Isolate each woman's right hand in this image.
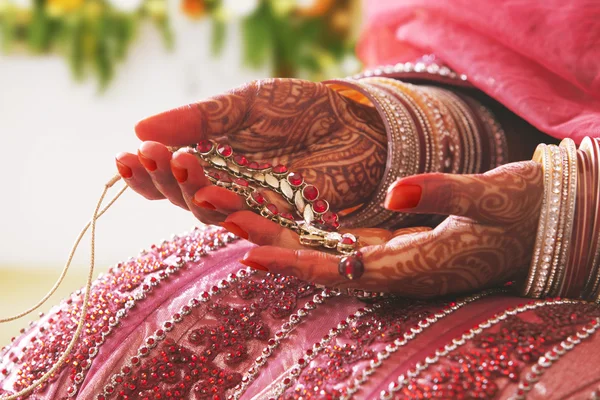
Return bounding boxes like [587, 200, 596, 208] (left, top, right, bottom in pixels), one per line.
[116, 78, 387, 225]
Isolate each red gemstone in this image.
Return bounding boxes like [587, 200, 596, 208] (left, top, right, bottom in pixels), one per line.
[233, 155, 248, 166]
[251, 191, 266, 205]
[217, 144, 233, 157]
[313, 199, 329, 214]
[302, 185, 319, 201]
[233, 178, 249, 187]
[287, 172, 303, 186]
[272, 164, 288, 174]
[322, 211, 338, 223]
[341, 236, 355, 245]
[219, 174, 232, 183]
[265, 204, 279, 215]
[279, 212, 294, 221]
[338, 253, 364, 280]
[208, 171, 221, 180]
[248, 161, 260, 170]
[196, 141, 213, 154]
[258, 162, 272, 170]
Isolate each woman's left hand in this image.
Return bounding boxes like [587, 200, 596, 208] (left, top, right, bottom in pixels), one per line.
[231, 160, 543, 297]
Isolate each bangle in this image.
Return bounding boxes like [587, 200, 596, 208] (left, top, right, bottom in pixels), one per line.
[363, 78, 438, 173]
[422, 87, 478, 174]
[563, 148, 593, 297]
[548, 139, 577, 296]
[417, 86, 463, 173]
[324, 79, 419, 228]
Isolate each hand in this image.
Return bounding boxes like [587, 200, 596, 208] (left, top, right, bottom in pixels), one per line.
[116, 78, 387, 225]
[236, 161, 543, 297]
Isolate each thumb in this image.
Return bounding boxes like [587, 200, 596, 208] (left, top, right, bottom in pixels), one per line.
[135, 83, 255, 146]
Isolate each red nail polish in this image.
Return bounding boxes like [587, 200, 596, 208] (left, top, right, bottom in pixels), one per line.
[116, 159, 133, 179]
[193, 199, 217, 210]
[171, 163, 188, 183]
[138, 150, 157, 172]
[220, 222, 249, 240]
[240, 259, 268, 272]
[385, 184, 422, 210]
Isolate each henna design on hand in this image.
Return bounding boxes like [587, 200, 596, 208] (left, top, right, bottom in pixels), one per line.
[241, 161, 543, 298]
[185, 78, 388, 209]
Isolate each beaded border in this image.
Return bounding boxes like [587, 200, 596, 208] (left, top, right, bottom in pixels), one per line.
[0, 227, 236, 398]
[511, 317, 600, 399]
[95, 266, 256, 400]
[379, 298, 596, 399]
[270, 289, 504, 399]
[350, 62, 467, 83]
[228, 288, 339, 400]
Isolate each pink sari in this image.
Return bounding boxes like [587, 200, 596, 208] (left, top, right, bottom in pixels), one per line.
[2, 2, 600, 399]
[357, 0, 600, 142]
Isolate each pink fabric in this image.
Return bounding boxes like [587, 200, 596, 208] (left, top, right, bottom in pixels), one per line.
[357, 0, 600, 143]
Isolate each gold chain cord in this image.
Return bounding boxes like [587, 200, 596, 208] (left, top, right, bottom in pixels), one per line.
[0, 175, 127, 399]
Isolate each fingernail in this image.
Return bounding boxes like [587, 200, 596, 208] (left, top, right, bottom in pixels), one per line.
[220, 222, 249, 240]
[384, 184, 422, 210]
[240, 259, 268, 272]
[193, 199, 217, 210]
[138, 150, 157, 172]
[116, 159, 133, 179]
[171, 162, 188, 183]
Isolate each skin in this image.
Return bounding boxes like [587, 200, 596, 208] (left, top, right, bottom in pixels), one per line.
[117, 78, 545, 297]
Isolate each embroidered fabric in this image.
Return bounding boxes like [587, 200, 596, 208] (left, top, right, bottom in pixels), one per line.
[2, 227, 600, 399]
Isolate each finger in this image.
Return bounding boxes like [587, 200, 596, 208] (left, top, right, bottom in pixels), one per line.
[135, 83, 256, 146]
[392, 226, 433, 238]
[384, 160, 543, 224]
[193, 186, 248, 215]
[242, 246, 346, 286]
[221, 210, 304, 250]
[138, 142, 188, 209]
[170, 151, 224, 225]
[115, 152, 165, 200]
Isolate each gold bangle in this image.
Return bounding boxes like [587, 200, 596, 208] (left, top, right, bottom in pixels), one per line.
[330, 79, 419, 228]
[424, 87, 477, 174]
[363, 78, 439, 174]
[416, 86, 463, 174]
[550, 139, 578, 295]
[525, 144, 563, 297]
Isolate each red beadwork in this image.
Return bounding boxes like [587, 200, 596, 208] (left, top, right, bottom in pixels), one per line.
[247, 162, 260, 170]
[287, 172, 304, 187]
[272, 164, 288, 174]
[258, 162, 272, 170]
[217, 144, 233, 157]
[302, 185, 319, 201]
[197, 141, 213, 154]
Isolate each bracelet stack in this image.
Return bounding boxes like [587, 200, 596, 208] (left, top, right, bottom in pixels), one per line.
[524, 137, 600, 300]
[325, 77, 508, 229]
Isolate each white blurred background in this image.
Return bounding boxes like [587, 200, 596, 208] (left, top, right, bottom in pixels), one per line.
[0, 12, 268, 343]
[0, 15, 266, 271]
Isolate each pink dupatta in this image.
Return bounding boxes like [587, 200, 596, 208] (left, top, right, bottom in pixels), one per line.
[357, 0, 600, 143]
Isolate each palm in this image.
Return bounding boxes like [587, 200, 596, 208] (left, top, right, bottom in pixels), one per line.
[137, 78, 387, 209]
